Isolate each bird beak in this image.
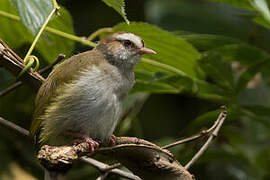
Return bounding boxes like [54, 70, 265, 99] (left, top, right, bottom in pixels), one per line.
[138, 47, 157, 55]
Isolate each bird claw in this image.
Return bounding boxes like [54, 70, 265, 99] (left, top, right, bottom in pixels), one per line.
[85, 137, 99, 153]
[70, 135, 99, 153]
[108, 134, 116, 146]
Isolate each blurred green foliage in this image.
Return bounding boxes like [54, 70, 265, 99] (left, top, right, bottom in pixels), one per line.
[0, 0, 270, 179]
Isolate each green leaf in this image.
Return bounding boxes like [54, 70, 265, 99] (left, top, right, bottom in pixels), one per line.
[113, 22, 203, 78]
[199, 52, 235, 90]
[209, 0, 270, 28]
[210, 0, 253, 10]
[209, 0, 254, 10]
[182, 34, 241, 51]
[10, 0, 53, 35]
[132, 70, 180, 94]
[102, 0, 129, 24]
[132, 70, 230, 102]
[250, 0, 270, 25]
[36, 7, 75, 63]
[0, 0, 75, 63]
[207, 44, 270, 65]
[0, 1, 32, 48]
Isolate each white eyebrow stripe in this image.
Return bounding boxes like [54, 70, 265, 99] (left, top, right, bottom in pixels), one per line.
[116, 33, 143, 48]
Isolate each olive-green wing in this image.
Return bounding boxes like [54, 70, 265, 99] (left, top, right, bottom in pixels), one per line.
[30, 50, 103, 135]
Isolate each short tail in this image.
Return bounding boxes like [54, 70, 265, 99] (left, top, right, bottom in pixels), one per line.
[44, 169, 65, 180]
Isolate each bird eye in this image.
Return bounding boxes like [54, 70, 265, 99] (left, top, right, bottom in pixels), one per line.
[123, 40, 132, 47]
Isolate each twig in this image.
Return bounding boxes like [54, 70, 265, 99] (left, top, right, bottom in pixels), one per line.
[0, 117, 29, 136]
[162, 111, 221, 149]
[0, 54, 65, 97]
[39, 54, 65, 74]
[81, 157, 141, 180]
[102, 163, 122, 172]
[0, 81, 22, 97]
[0, 39, 24, 63]
[87, 27, 113, 41]
[96, 172, 109, 180]
[184, 107, 227, 170]
[0, 40, 44, 91]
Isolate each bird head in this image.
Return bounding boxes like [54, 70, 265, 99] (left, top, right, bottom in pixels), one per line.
[96, 32, 156, 69]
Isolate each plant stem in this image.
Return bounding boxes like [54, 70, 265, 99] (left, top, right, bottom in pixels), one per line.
[87, 27, 113, 41]
[0, 10, 96, 48]
[0, 10, 19, 20]
[23, 8, 56, 62]
[141, 57, 188, 77]
[45, 27, 96, 47]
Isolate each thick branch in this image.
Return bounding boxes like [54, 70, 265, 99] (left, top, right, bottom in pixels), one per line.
[38, 137, 193, 180]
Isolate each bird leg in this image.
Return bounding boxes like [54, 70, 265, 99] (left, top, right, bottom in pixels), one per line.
[68, 132, 99, 153]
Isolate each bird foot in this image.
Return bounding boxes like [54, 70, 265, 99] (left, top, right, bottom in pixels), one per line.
[85, 137, 99, 153]
[70, 134, 99, 153]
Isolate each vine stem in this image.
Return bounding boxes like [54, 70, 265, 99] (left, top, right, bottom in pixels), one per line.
[87, 27, 113, 41]
[23, 8, 57, 62]
[45, 27, 96, 47]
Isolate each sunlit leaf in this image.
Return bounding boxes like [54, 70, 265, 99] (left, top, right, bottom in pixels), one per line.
[0, 0, 75, 63]
[250, 0, 270, 24]
[10, 0, 53, 35]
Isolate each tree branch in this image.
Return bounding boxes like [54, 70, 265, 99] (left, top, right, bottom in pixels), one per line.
[184, 106, 227, 170]
[0, 39, 44, 91]
[163, 107, 223, 149]
[0, 54, 65, 97]
[81, 157, 140, 180]
[0, 116, 29, 136]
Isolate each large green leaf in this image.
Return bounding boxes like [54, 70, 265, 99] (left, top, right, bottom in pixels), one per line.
[36, 7, 75, 63]
[10, 0, 54, 35]
[0, 0, 75, 64]
[113, 22, 203, 79]
[182, 34, 241, 52]
[102, 0, 129, 24]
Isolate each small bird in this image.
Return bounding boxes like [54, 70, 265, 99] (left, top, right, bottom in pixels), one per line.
[30, 32, 156, 152]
